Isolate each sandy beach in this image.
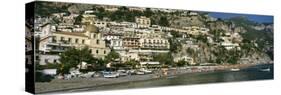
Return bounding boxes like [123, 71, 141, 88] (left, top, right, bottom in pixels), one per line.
[35, 62, 272, 93]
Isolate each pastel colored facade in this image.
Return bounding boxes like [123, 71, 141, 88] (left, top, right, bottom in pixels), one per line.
[135, 16, 151, 28]
[139, 38, 170, 50]
[51, 24, 110, 59]
[122, 37, 140, 49]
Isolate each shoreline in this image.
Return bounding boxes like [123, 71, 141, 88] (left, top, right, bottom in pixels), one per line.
[35, 63, 273, 94]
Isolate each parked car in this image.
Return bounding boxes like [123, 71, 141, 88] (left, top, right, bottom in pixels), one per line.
[136, 71, 145, 75]
[70, 69, 81, 77]
[103, 72, 120, 78]
[117, 70, 128, 76]
[140, 68, 152, 74]
[64, 74, 72, 80]
[79, 72, 95, 78]
[127, 69, 136, 75]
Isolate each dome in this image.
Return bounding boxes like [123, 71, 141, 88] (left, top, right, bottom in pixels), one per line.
[85, 23, 98, 33]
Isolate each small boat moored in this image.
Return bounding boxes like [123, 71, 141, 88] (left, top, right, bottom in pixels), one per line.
[259, 68, 271, 72]
[230, 68, 240, 71]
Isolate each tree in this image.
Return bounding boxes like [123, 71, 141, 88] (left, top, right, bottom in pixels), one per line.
[74, 14, 83, 24]
[124, 60, 139, 69]
[159, 16, 169, 26]
[169, 38, 182, 53]
[176, 60, 189, 67]
[105, 50, 120, 63]
[58, 47, 96, 75]
[153, 52, 173, 65]
[144, 8, 153, 17]
[196, 34, 207, 43]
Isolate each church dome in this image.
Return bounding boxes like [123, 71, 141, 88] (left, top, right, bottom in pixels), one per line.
[85, 23, 98, 33]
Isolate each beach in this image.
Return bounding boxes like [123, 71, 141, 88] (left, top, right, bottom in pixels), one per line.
[35, 63, 273, 93]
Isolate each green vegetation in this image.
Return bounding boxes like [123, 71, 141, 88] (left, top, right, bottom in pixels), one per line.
[229, 17, 273, 52]
[159, 16, 169, 26]
[210, 29, 224, 42]
[211, 46, 241, 64]
[124, 60, 139, 69]
[195, 34, 208, 43]
[35, 2, 70, 17]
[153, 52, 173, 65]
[176, 60, 189, 67]
[169, 38, 182, 53]
[104, 50, 120, 63]
[170, 31, 182, 38]
[58, 47, 98, 75]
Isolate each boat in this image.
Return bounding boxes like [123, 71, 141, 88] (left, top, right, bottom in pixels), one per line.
[230, 68, 240, 71]
[259, 68, 270, 72]
[103, 72, 119, 78]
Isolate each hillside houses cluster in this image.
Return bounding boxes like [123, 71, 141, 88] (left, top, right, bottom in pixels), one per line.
[34, 8, 243, 66]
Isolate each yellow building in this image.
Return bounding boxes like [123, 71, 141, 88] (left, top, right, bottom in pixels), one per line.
[52, 24, 110, 59]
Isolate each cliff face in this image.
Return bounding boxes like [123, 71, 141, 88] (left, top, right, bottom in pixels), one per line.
[171, 15, 273, 65]
[170, 16, 206, 28]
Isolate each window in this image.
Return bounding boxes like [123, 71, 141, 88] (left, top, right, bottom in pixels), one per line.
[61, 37, 64, 41]
[45, 59, 49, 63]
[52, 36, 57, 42]
[75, 39, 79, 43]
[96, 40, 100, 44]
[96, 50, 99, 54]
[89, 49, 92, 53]
[93, 34, 96, 38]
[104, 50, 106, 54]
[54, 60, 57, 63]
[68, 38, 72, 43]
[82, 39, 85, 44]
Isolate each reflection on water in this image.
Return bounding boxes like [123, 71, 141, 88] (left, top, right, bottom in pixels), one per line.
[89, 64, 273, 91]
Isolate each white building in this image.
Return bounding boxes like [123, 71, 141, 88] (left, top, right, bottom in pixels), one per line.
[220, 42, 239, 50]
[93, 20, 107, 28]
[110, 39, 124, 50]
[34, 23, 56, 37]
[139, 38, 170, 50]
[39, 54, 60, 65]
[119, 52, 140, 62]
[173, 56, 195, 65]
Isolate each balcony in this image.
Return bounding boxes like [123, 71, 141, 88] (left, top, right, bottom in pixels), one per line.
[46, 41, 72, 47]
